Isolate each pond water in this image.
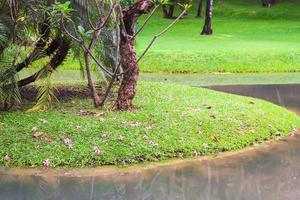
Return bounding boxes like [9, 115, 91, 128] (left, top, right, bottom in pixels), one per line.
[1, 84, 300, 200]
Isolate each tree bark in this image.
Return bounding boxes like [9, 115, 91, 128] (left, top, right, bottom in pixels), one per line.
[196, 0, 203, 18]
[117, 0, 153, 110]
[201, 0, 213, 35]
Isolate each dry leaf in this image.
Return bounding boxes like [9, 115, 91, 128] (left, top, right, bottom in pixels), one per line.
[38, 118, 48, 124]
[33, 132, 44, 139]
[95, 112, 105, 117]
[76, 110, 96, 116]
[44, 136, 53, 143]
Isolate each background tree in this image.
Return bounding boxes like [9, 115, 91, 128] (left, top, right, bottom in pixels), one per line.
[201, 0, 213, 35]
[262, 0, 276, 7]
[196, 0, 203, 18]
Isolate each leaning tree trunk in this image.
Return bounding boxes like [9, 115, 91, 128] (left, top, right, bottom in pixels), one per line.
[201, 0, 213, 35]
[116, 0, 153, 110]
[196, 0, 203, 18]
[18, 36, 71, 87]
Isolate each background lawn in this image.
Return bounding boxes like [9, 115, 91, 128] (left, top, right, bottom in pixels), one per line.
[53, 0, 300, 73]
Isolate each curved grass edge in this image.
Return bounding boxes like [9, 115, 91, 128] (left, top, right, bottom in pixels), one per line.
[0, 130, 298, 178]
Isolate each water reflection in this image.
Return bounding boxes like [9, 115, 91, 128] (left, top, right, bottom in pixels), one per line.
[1, 84, 300, 200]
[205, 84, 300, 115]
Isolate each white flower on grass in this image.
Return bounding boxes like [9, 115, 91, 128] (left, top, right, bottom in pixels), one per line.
[117, 135, 125, 141]
[64, 138, 72, 144]
[75, 125, 81, 129]
[67, 143, 73, 149]
[101, 133, 109, 140]
[193, 151, 199, 156]
[99, 117, 105, 123]
[202, 143, 209, 148]
[43, 159, 50, 167]
[143, 135, 149, 140]
[148, 140, 158, 147]
[64, 138, 73, 150]
[91, 146, 103, 155]
[31, 126, 38, 131]
[4, 154, 10, 161]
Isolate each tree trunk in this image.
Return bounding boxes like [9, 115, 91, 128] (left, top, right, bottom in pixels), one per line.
[201, 0, 213, 35]
[117, 0, 153, 110]
[262, 0, 275, 7]
[162, 5, 169, 18]
[84, 52, 101, 107]
[116, 40, 139, 110]
[162, 4, 175, 19]
[168, 4, 175, 18]
[196, 0, 203, 18]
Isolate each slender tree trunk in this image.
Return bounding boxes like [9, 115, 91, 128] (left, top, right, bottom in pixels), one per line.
[162, 5, 169, 18]
[84, 52, 101, 107]
[168, 4, 175, 18]
[83, 15, 106, 108]
[117, 0, 153, 110]
[196, 0, 203, 18]
[201, 0, 213, 35]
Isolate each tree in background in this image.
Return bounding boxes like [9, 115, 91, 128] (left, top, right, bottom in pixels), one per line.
[162, 3, 176, 18]
[201, 0, 213, 35]
[262, 0, 276, 7]
[196, 0, 203, 17]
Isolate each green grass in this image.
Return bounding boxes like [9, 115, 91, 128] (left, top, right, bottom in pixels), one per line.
[20, 69, 300, 86]
[136, 0, 300, 73]
[50, 0, 300, 73]
[1, 81, 299, 167]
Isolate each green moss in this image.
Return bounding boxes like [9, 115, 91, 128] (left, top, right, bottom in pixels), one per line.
[1, 82, 299, 167]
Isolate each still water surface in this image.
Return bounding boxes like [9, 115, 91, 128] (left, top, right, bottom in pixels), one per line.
[1, 84, 300, 200]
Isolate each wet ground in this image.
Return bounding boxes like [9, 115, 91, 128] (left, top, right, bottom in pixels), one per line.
[1, 84, 300, 200]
